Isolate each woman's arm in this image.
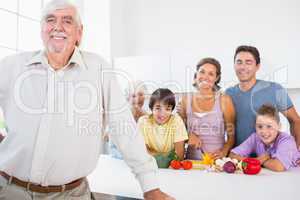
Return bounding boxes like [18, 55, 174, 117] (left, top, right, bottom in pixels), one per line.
[212, 94, 236, 159]
[176, 96, 188, 125]
[174, 141, 185, 160]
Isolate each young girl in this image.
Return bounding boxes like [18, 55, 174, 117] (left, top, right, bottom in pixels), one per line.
[138, 88, 188, 168]
[230, 104, 300, 171]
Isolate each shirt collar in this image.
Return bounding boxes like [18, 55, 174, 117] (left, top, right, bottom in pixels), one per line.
[25, 50, 45, 67]
[25, 47, 87, 70]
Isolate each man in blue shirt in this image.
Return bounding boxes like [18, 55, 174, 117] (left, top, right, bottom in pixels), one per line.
[226, 45, 300, 149]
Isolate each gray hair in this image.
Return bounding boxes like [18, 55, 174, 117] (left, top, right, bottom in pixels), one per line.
[125, 81, 148, 100]
[41, 0, 82, 26]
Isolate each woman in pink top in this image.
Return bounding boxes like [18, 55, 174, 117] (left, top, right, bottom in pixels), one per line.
[177, 57, 236, 160]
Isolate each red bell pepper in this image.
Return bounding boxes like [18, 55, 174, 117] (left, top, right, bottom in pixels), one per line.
[242, 158, 261, 175]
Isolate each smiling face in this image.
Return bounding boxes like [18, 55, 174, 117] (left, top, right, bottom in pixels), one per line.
[152, 102, 173, 125]
[234, 51, 260, 83]
[41, 6, 82, 55]
[195, 63, 219, 90]
[256, 115, 281, 146]
[129, 89, 145, 109]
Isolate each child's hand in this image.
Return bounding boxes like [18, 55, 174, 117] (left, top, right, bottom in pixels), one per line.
[257, 153, 271, 165]
[188, 133, 202, 149]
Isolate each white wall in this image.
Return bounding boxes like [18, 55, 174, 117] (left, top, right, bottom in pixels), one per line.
[81, 0, 111, 63]
[109, 0, 300, 132]
[110, 0, 300, 90]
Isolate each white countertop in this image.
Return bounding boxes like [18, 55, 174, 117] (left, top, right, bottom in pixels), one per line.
[88, 155, 300, 200]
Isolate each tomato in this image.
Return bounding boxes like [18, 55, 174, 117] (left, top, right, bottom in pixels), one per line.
[181, 160, 193, 170]
[170, 160, 182, 169]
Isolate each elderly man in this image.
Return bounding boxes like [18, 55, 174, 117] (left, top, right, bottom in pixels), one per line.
[0, 0, 174, 199]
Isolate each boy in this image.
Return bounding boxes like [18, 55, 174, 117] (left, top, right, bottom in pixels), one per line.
[138, 88, 188, 168]
[230, 104, 300, 171]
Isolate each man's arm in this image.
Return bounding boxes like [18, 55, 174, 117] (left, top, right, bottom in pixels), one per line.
[0, 56, 13, 108]
[282, 106, 300, 149]
[101, 67, 174, 199]
[273, 83, 300, 149]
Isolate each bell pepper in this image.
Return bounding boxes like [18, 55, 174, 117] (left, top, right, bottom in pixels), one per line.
[242, 158, 261, 175]
[200, 153, 215, 166]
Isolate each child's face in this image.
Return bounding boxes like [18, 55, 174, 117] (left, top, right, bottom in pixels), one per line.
[152, 102, 173, 125]
[256, 115, 280, 146]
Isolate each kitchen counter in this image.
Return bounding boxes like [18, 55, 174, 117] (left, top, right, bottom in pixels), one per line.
[88, 155, 300, 200]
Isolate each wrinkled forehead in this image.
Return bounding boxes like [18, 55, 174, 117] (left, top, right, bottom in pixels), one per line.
[43, 6, 74, 18]
[41, 4, 81, 25]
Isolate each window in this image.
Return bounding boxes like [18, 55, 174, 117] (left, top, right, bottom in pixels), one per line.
[0, 0, 43, 60]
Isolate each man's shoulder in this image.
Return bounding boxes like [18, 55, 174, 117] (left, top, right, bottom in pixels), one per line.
[225, 84, 239, 96]
[79, 50, 110, 68]
[0, 51, 40, 65]
[0, 51, 42, 73]
[256, 80, 284, 91]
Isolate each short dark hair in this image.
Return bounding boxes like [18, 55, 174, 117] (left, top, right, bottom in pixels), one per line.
[149, 88, 176, 111]
[257, 104, 280, 123]
[195, 57, 221, 90]
[234, 45, 260, 65]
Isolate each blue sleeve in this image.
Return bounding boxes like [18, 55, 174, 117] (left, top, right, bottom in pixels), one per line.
[225, 87, 234, 97]
[273, 83, 293, 111]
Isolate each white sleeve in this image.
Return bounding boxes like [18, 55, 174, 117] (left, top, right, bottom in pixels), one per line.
[0, 56, 13, 108]
[100, 67, 159, 193]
